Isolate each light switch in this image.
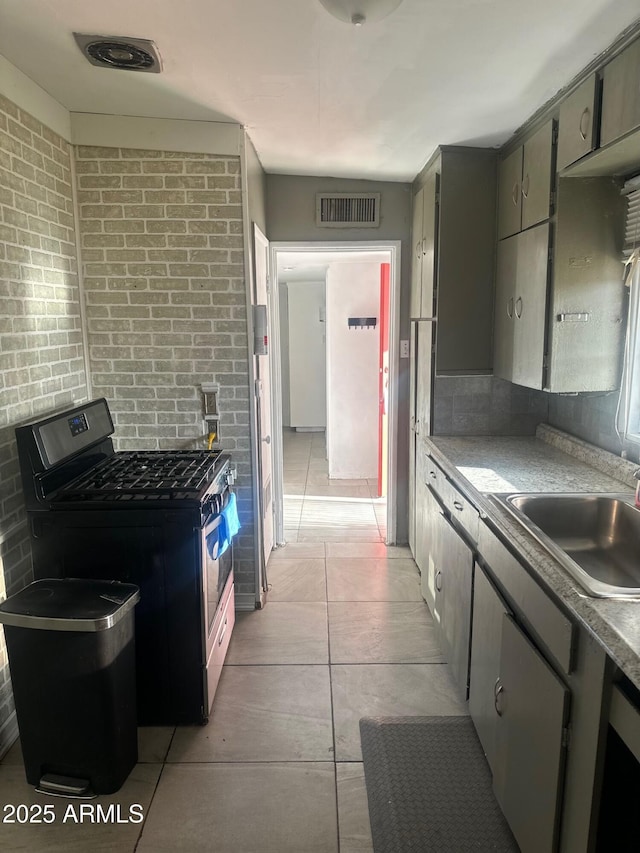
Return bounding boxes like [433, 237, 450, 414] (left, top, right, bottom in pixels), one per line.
[400, 340, 409, 358]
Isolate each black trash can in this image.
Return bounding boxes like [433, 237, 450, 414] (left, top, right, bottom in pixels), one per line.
[0, 578, 139, 796]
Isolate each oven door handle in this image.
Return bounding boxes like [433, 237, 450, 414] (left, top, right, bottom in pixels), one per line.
[204, 513, 224, 561]
[203, 490, 231, 518]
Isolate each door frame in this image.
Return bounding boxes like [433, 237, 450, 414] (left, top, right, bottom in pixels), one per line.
[268, 240, 402, 546]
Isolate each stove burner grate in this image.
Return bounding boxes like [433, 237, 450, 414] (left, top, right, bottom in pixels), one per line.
[55, 450, 225, 502]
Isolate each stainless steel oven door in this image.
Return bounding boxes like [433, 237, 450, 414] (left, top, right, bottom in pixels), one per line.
[202, 503, 235, 718]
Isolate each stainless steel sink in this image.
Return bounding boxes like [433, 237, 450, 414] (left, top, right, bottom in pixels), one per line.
[496, 493, 640, 598]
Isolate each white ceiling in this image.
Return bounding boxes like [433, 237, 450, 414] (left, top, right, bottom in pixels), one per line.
[1, 0, 639, 182]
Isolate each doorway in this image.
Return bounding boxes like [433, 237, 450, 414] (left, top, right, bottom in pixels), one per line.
[268, 241, 401, 547]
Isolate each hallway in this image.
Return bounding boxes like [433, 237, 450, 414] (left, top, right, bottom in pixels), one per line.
[282, 429, 387, 543]
[0, 432, 468, 852]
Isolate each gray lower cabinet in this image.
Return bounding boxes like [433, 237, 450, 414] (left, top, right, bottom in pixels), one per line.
[408, 325, 418, 557]
[418, 480, 440, 613]
[431, 509, 473, 697]
[469, 564, 507, 769]
[494, 614, 570, 853]
[470, 563, 570, 853]
[413, 444, 429, 575]
[409, 321, 434, 562]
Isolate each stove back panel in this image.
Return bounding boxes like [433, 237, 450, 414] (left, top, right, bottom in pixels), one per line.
[30, 398, 114, 470]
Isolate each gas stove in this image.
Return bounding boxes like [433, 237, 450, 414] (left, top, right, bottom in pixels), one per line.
[15, 398, 237, 725]
[54, 450, 230, 506]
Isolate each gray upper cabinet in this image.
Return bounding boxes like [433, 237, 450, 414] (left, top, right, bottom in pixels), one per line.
[493, 236, 517, 381]
[493, 222, 549, 390]
[497, 147, 523, 239]
[436, 149, 496, 373]
[521, 121, 555, 231]
[498, 120, 554, 240]
[511, 223, 549, 390]
[410, 172, 437, 320]
[410, 186, 424, 319]
[546, 177, 625, 392]
[557, 74, 598, 171]
[494, 177, 623, 393]
[600, 37, 640, 147]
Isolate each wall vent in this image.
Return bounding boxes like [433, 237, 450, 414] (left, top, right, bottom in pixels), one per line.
[316, 193, 380, 228]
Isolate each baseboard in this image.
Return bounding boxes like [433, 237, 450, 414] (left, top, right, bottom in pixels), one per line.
[233, 591, 257, 611]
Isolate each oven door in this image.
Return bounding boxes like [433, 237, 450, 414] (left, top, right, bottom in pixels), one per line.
[202, 503, 235, 715]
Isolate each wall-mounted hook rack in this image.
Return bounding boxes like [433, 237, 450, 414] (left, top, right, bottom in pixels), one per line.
[348, 317, 377, 330]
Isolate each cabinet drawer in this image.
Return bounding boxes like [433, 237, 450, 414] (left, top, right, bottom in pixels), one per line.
[439, 477, 480, 543]
[424, 455, 447, 495]
[425, 455, 480, 542]
[557, 74, 598, 171]
[477, 522, 574, 675]
[206, 580, 235, 713]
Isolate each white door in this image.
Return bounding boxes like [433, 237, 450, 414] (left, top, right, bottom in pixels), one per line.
[287, 281, 326, 429]
[253, 225, 274, 571]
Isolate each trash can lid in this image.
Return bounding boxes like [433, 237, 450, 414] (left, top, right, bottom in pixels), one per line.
[0, 579, 140, 632]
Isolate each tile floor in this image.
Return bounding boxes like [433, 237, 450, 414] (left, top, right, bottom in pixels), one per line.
[0, 430, 467, 852]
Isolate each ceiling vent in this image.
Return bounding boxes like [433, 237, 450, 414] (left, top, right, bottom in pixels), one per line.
[73, 34, 162, 73]
[316, 193, 380, 227]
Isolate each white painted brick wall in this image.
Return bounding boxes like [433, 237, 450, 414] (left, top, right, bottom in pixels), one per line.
[0, 94, 88, 749]
[75, 146, 255, 598]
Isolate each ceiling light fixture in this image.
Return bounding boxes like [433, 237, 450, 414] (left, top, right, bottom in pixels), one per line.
[318, 0, 404, 25]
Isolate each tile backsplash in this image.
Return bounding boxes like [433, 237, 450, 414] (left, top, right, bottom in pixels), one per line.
[433, 375, 549, 436]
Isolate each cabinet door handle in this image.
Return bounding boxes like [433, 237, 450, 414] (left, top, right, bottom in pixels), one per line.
[435, 570, 443, 592]
[522, 173, 530, 199]
[511, 181, 520, 206]
[506, 297, 514, 319]
[453, 500, 464, 512]
[515, 296, 523, 319]
[422, 237, 427, 256]
[579, 106, 590, 141]
[429, 470, 436, 479]
[218, 616, 228, 646]
[494, 677, 505, 716]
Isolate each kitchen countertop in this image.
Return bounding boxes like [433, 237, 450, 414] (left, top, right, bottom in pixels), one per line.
[427, 431, 640, 693]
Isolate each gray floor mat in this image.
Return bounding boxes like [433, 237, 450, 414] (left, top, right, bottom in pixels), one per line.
[359, 716, 519, 852]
